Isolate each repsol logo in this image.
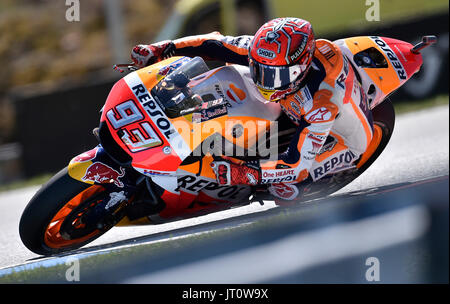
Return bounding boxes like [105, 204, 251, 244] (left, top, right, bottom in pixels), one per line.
[261, 175, 295, 184]
[257, 48, 276, 59]
[176, 175, 248, 199]
[370, 36, 407, 80]
[313, 150, 356, 179]
[132, 84, 177, 139]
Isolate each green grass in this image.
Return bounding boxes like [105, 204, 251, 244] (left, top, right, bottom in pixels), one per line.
[272, 0, 449, 36]
[393, 94, 448, 114]
[0, 173, 52, 193]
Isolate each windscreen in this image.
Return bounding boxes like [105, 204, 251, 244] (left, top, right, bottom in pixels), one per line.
[151, 57, 210, 118]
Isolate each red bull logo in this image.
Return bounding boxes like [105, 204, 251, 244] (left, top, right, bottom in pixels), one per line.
[82, 162, 125, 188]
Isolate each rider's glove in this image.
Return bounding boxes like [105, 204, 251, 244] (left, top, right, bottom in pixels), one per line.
[210, 157, 261, 186]
[131, 40, 176, 68]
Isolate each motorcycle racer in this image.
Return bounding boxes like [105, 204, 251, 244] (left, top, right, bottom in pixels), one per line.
[131, 17, 374, 203]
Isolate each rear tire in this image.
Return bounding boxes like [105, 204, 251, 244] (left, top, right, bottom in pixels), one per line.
[19, 168, 125, 255]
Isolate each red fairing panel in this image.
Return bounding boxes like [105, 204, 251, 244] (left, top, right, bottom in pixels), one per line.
[383, 37, 423, 79]
[100, 77, 185, 172]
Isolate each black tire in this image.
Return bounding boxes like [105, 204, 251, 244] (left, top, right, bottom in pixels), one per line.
[300, 100, 395, 200]
[19, 167, 123, 255]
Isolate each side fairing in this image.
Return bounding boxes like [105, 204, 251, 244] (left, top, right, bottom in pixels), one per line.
[335, 36, 423, 109]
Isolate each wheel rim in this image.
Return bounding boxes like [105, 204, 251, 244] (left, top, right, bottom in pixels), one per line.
[44, 185, 105, 249]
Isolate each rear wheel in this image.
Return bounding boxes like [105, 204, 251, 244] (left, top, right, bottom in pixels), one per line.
[19, 168, 128, 255]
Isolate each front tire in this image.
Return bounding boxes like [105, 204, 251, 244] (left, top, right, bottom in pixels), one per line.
[19, 168, 126, 255]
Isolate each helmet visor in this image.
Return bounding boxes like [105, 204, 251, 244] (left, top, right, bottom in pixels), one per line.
[249, 58, 308, 90]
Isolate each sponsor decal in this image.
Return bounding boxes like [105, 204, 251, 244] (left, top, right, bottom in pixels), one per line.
[229, 36, 251, 49]
[290, 37, 307, 62]
[246, 173, 258, 185]
[192, 112, 202, 123]
[336, 55, 349, 89]
[105, 191, 127, 210]
[162, 146, 172, 155]
[176, 175, 248, 199]
[142, 169, 172, 176]
[131, 84, 177, 139]
[281, 104, 301, 125]
[269, 87, 294, 102]
[200, 104, 228, 121]
[317, 135, 337, 155]
[268, 183, 299, 200]
[290, 101, 302, 115]
[318, 44, 335, 60]
[307, 132, 327, 143]
[82, 162, 125, 188]
[257, 48, 276, 59]
[226, 83, 246, 104]
[370, 36, 407, 80]
[125, 72, 191, 160]
[293, 86, 313, 109]
[214, 84, 232, 105]
[302, 133, 326, 160]
[357, 82, 372, 121]
[261, 169, 297, 184]
[287, 108, 302, 122]
[313, 150, 357, 179]
[305, 107, 332, 123]
[156, 57, 191, 80]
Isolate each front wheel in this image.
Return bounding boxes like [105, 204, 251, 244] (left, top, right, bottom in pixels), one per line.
[19, 168, 128, 255]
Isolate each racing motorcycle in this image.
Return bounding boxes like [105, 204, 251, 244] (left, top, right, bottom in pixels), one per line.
[19, 35, 436, 255]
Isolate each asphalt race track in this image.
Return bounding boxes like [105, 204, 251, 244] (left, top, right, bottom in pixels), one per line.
[0, 104, 448, 271]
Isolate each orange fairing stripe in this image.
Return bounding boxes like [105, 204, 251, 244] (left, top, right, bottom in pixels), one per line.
[44, 185, 104, 249]
[357, 124, 382, 168]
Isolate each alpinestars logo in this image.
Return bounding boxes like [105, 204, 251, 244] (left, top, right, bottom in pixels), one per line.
[305, 107, 332, 123]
